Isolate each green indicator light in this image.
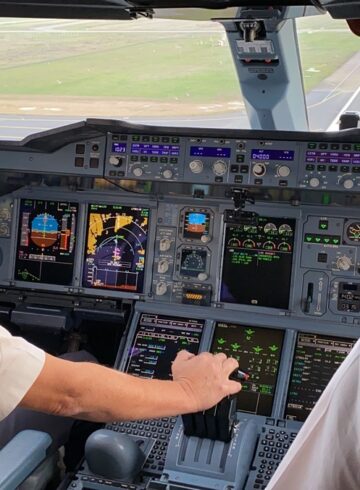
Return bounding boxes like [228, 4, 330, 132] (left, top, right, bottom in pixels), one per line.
[217, 338, 226, 345]
[269, 345, 279, 352]
[315, 237, 321, 243]
[305, 235, 313, 242]
[333, 238, 340, 244]
[231, 343, 240, 350]
[324, 238, 330, 243]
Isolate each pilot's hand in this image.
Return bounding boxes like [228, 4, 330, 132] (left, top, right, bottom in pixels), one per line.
[171, 350, 242, 413]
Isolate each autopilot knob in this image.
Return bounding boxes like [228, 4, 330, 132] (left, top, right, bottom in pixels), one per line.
[253, 163, 266, 177]
[85, 429, 146, 481]
[212, 160, 227, 176]
[109, 156, 123, 167]
[189, 159, 204, 174]
[336, 255, 352, 271]
[277, 165, 290, 178]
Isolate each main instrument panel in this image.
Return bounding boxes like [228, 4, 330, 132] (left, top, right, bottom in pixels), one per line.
[0, 119, 359, 490]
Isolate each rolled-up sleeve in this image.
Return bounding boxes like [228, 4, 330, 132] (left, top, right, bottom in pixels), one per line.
[0, 326, 45, 420]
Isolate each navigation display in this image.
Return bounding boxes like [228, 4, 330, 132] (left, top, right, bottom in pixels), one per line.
[285, 333, 356, 422]
[211, 322, 284, 416]
[15, 199, 78, 285]
[83, 203, 149, 293]
[220, 217, 296, 309]
[124, 313, 204, 379]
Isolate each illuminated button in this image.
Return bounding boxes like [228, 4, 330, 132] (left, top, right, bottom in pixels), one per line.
[317, 253, 328, 263]
[340, 166, 350, 173]
[317, 165, 326, 171]
[240, 165, 249, 174]
[142, 136, 150, 142]
[306, 164, 315, 171]
[331, 144, 340, 150]
[235, 175, 243, 183]
[319, 220, 328, 230]
[170, 158, 178, 164]
[352, 167, 360, 173]
[254, 178, 263, 185]
[160, 157, 168, 164]
[140, 156, 148, 162]
[279, 180, 288, 187]
[319, 143, 328, 149]
[307, 143, 316, 149]
[152, 136, 160, 142]
[92, 144, 99, 152]
[132, 135, 140, 141]
[342, 144, 351, 151]
[215, 176, 223, 183]
[172, 137, 180, 143]
[230, 164, 239, 173]
[162, 137, 170, 143]
[131, 156, 139, 162]
[150, 156, 158, 163]
[329, 165, 338, 172]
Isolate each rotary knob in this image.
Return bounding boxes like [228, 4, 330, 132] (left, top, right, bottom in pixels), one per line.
[309, 177, 320, 188]
[155, 282, 168, 296]
[109, 156, 122, 166]
[133, 167, 143, 177]
[343, 179, 354, 190]
[277, 165, 290, 178]
[159, 238, 171, 252]
[162, 169, 173, 180]
[158, 259, 169, 274]
[212, 160, 227, 176]
[336, 255, 352, 271]
[189, 159, 204, 174]
[197, 272, 208, 282]
[201, 235, 211, 244]
[253, 163, 266, 177]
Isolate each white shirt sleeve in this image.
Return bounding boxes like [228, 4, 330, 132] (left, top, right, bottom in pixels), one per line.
[0, 325, 45, 420]
[267, 338, 360, 490]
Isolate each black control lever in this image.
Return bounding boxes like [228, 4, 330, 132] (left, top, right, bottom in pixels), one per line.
[181, 368, 249, 442]
[304, 282, 314, 313]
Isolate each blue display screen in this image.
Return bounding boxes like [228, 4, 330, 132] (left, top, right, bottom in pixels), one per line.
[251, 149, 295, 161]
[190, 146, 231, 158]
[131, 143, 179, 156]
[112, 142, 127, 153]
[188, 213, 207, 225]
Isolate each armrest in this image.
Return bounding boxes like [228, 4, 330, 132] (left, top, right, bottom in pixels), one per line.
[0, 430, 52, 490]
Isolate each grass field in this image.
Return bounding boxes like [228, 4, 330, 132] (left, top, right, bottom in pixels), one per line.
[0, 14, 357, 115]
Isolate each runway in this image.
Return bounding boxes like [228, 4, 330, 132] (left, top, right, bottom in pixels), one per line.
[0, 52, 358, 140]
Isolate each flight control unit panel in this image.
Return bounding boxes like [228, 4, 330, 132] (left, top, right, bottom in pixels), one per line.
[0, 120, 359, 490]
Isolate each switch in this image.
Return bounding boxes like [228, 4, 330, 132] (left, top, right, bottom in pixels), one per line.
[317, 253, 328, 263]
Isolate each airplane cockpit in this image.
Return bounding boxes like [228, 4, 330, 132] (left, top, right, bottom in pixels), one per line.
[0, 1, 359, 489]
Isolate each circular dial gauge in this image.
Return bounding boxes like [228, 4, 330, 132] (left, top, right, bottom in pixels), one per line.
[279, 224, 293, 236]
[346, 222, 360, 242]
[264, 222, 277, 234]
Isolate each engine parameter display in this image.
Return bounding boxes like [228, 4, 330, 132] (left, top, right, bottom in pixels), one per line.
[211, 322, 284, 416]
[83, 203, 149, 293]
[15, 199, 78, 285]
[285, 333, 356, 422]
[220, 217, 296, 309]
[125, 313, 204, 379]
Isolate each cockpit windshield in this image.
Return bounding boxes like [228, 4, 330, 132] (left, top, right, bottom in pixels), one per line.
[0, 12, 358, 139]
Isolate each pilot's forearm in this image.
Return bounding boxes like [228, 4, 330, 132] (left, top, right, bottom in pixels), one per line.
[20, 353, 194, 422]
